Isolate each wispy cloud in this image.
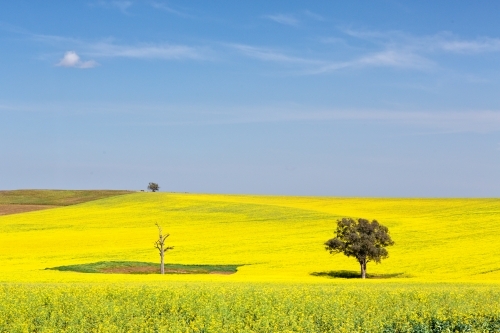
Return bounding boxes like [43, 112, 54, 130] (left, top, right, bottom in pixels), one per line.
[355, 49, 432, 69]
[33, 33, 210, 63]
[198, 106, 500, 133]
[229, 44, 321, 65]
[230, 43, 432, 74]
[56, 51, 98, 68]
[112, 1, 132, 13]
[92, 1, 133, 14]
[342, 28, 500, 55]
[3, 100, 500, 133]
[263, 14, 299, 26]
[338, 109, 500, 133]
[229, 27, 500, 75]
[87, 42, 206, 60]
[150, 2, 192, 18]
[303, 10, 324, 21]
[18, 20, 500, 74]
[310, 50, 432, 74]
[263, 11, 324, 26]
[329, 29, 500, 78]
[438, 38, 500, 53]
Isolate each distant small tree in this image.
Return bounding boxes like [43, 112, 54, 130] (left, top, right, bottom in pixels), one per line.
[148, 182, 160, 192]
[324, 218, 394, 279]
[154, 223, 174, 274]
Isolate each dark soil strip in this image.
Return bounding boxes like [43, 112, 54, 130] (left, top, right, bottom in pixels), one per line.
[0, 190, 133, 216]
[0, 204, 59, 216]
[0, 190, 133, 206]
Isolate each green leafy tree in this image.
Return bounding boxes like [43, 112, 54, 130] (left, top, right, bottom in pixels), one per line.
[325, 218, 394, 279]
[147, 182, 160, 192]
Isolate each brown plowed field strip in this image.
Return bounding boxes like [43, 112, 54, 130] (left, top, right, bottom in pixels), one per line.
[0, 190, 133, 216]
[0, 204, 59, 216]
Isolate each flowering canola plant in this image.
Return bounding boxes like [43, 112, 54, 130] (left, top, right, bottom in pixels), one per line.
[1, 193, 500, 332]
[0, 193, 499, 283]
[1, 283, 500, 332]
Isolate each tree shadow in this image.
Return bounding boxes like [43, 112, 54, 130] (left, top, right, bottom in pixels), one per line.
[310, 270, 406, 279]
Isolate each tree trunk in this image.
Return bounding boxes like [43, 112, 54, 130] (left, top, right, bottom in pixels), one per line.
[360, 259, 367, 279]
[160, 244, 165, 275]
[155, 223, 172, 275]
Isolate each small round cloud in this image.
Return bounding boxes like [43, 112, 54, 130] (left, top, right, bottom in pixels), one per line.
[57, 51, 98, 68]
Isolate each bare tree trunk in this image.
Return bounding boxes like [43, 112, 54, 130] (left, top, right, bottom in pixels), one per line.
[160, 242, 165, 275]
[360, 259, 367, 279]
[155, 223, 173, 275]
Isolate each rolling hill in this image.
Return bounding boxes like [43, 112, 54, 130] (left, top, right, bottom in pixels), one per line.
[0, 192, 499, 283]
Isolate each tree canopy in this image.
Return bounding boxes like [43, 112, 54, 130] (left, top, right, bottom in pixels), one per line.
[324, 218, 394, 279]
[147, 182, 160, 192]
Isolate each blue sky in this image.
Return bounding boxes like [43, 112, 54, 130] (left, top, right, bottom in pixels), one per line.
[1, 1, 499, 196]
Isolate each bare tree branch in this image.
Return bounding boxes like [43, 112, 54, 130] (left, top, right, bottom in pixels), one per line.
[155, 223, 173, 274]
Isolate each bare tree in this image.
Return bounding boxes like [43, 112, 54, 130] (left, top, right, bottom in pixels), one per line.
[154, 223, 174, 274]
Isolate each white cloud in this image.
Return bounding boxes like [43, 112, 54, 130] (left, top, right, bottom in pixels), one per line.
[111, 1, 132, 13]
[200, 106, 500, 133]
[150, 2, 192, 18]
[342, 28, 500, 55]
[56, 51, 98, 68]
[356, 49, 432, 69]
[229, 44, 321, 65]
[263, 11, 323, 27]
[35, 33, 210, 62]
[264, 14, 299, 26]
[32, 25, 500, 74]
[92, 1, 133, 14]
[309, 50, 432, 74]
[230, 44, 432, 74]
[303, 10, 324, 21]
[88, 42, 207, 60]
[3, 100, 500, 133]
[438, 38, 500, 53]
[319, 37, 345, 44]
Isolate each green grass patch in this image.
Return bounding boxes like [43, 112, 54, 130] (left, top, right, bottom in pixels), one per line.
[0, 190, 133, 206]
[310, 270, 406, 279]
[46, 261, 241, 274]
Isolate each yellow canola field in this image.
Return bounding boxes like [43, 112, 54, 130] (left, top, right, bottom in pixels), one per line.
[3, 283, 500, 332]
[0, 192, 499, 283]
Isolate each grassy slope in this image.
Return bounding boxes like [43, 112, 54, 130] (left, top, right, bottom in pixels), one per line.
[0, 192, 499, 283]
